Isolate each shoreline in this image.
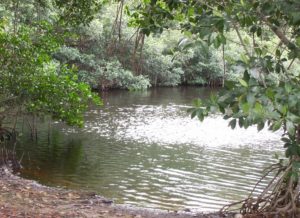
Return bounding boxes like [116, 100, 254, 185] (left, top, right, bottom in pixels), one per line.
[0, 167, 233, 218]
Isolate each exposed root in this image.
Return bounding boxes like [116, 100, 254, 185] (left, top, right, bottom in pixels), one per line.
[221, 161, 300, 217]
[0, 144, 22, 171]
[0, 127, 17, 142]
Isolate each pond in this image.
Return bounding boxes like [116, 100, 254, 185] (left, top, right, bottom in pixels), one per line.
[14, 87, 283, 212]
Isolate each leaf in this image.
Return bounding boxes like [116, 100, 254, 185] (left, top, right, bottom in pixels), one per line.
[192, 99, 202, 107]
[256, 27, 262, 37]
[250, 25, 257, 33]
[286, 147, 292, 158]
[215, 19, 226, 32]
[292, 171, 299, 182]
[296, 36, 300, 47]
[238, 79, 248, 87]
[257, 122, 264, 131]
[219, 106, 225, 114]
[285, 83, 292, 93]
[292, 161, 300, 170]
[229, 119, 237, 129]
[243, 70, 250, 82]
[275, 49, 281, 58]
[191, 110, 197, 118]
[198, 112, 204, 121]
[178, 38, 193, 50]
[286, 121, 295, 136]
[266, 88, 274, 100]
[240, 54, 249, 64]
[187, 108, 194, 113]
[271, 120, 282, 131]
[246, 94, 255, 105]
[287, 112, 300, 123]
[291, 12, 300, 25]
[242, 103, 250, 113]
[281, 137, 290, 143]
[238, 117, 244, 127]
[254, 102, 263, 114]
[224, 80, 235, 89]
[187, 7, 194, 17]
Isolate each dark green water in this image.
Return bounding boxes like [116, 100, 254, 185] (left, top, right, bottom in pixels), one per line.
[13, 87, 283, 212]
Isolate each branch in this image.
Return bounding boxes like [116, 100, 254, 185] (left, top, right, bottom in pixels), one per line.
[287, 58, 295, 70]
[233, 23, 251, 57]
[258, 13, 299, 52]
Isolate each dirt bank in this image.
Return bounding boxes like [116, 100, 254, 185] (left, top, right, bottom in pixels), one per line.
[0, 167, 234, 218]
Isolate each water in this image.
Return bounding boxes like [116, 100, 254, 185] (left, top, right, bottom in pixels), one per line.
[13, 87, 283, 212]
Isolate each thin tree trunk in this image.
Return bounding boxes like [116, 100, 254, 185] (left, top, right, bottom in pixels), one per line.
[222, 44, 226, 87]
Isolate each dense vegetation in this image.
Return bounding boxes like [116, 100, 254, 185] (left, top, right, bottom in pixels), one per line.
[0, 0, 249, 133]
[52, 2, 227, 89]
[0, 0, 104, 130]
[1, 0, 300, 216]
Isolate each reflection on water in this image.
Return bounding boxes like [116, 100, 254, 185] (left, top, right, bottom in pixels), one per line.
[13, 87, 283, 212]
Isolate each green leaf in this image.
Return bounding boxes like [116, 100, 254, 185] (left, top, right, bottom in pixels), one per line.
[257, 122, 264, 131]
[292, 161, 300, 170]
[287, 112, 300, 123]
[192, 99, 202, 107]
[291, 12, 300, 25]
[254, 102, 263, 114]
[224, 80, 235, 89]
[191, 110, 197, 118]
[243, 70, 250, 83]
[266, 88, 275, 100]
[240, 54, 249, 64]
[296, 36, 300, 47]
[256, 26, 262, 37]
[286, 121, 295, 136]
[286, 147, 291, 158]
[281, 137, 290, 143]
[272, 121, 282, 131]
[187, 7, 194, 17]
[198, 112, 205, 121]
[187, 108, 194, 113]
[246, 94, 255, 105]
[285, 83, 292, 93]
[229, 119, 237, 129]
[275, 49, 281, 58]
[242, 103, 250, 113]
[238, 79, 248, 87]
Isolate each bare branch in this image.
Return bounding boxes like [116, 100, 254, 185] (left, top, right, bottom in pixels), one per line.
[233, 23, 251, 57]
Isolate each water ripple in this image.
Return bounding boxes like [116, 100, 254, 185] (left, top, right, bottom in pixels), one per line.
[18, 88, 284, 212]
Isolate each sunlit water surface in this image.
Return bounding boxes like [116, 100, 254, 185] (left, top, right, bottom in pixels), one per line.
[13, 87, 283, 212]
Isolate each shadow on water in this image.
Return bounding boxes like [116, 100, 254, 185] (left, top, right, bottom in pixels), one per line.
[7, 87, 283, 212]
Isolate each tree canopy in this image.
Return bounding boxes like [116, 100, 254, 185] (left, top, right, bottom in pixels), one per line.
[0, 0, 103, 127]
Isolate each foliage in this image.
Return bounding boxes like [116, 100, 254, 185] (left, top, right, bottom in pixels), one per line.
[141, 50, 181, 86]
[130, 0, 300, 215]
[0, 1, 103, 127]
[57, 3, 227, 89]
[174, 39, 223, 85]
[94, 59, 150, 90]
[54, 46, 151, 90]
[54, 0, 104, 26]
